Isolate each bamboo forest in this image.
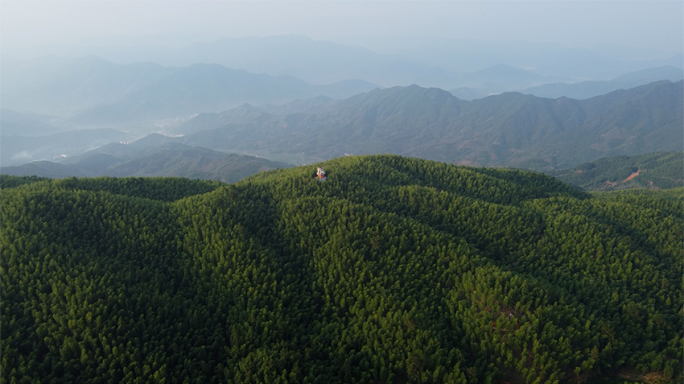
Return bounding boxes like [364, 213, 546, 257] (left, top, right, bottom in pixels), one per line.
[2, 155, 682, 383]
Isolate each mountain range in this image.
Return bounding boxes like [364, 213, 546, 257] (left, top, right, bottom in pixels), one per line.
[1, 56, 378, 121]
[354, 36, 683, 79]
[3, 80, 681, 176]
[0, 140, 291, 183]
[519, 65, 683, 99]
[2, 43, 681, 179]
[68, 63, 378, 126]
[0, 56, 179, 117]
[165, 80, 683, 170]
[63, 35, 422, 86]
[3, 39, 681, 123]
[29, 35, 683, 85]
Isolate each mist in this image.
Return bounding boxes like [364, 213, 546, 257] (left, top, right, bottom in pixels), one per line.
[2, 1, 682, 59]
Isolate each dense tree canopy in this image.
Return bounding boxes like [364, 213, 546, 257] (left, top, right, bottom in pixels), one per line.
[549, 151, 683, 191]
[2, 155, 682, 383]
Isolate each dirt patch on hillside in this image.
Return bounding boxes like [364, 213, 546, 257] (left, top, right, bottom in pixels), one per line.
[622, 170, 640, 183]
[617, 369, 668, 384]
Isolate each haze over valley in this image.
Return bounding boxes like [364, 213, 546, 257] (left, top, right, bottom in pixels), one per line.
[2, 39, 682, 175]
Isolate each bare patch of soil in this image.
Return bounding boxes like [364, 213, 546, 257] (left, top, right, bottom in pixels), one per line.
[618, 369, 668, 384]
[622, 170, 640, 183]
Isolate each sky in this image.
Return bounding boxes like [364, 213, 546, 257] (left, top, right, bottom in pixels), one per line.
[1, 1, 683, 59]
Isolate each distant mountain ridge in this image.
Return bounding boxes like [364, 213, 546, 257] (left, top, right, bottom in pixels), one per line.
[1, 57, 378, 123]
[0, 141, 293, 182]
[3, 45, 680, 123]
[170, 80, 683, 169]
[1, 56, 179, 116]
[42, 35, 683, 86]
[67, 63, 378, 125]
[40, 35, 452, 87]
[3, 52, 681, 173]
[519, 65, 683, 99]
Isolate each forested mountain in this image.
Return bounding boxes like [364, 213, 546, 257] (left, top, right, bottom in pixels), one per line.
[2, 155, 682, 383]
[0, 142, 292, 183]
[549, 151, 683, 191]
[172, 80, 683, 169]
[172, 85, 466, 163]
[67, 63, 377, 125]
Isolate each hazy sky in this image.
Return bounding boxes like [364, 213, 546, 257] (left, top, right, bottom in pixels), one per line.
[1, 1, 683, 58]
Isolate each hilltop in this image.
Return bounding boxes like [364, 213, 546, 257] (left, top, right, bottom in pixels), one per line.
[2, 155, 681, 383]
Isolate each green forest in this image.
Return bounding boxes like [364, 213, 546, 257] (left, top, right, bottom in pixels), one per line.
[549, 152, 683, 191]
[1, 155, 682, 384]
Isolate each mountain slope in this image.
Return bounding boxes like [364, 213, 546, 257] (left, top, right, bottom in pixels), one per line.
[0, 161, 83, 178]
[173, 85, 466, 163]
[1, 142, 292, 183]
[2, 155, 681, 383]
[100, 145, 293, 182]
[549, 151, 683, 191]
[174, 80, 683, 169]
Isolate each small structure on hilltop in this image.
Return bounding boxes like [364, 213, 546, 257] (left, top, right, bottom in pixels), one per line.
[317, 167, 327, 181]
